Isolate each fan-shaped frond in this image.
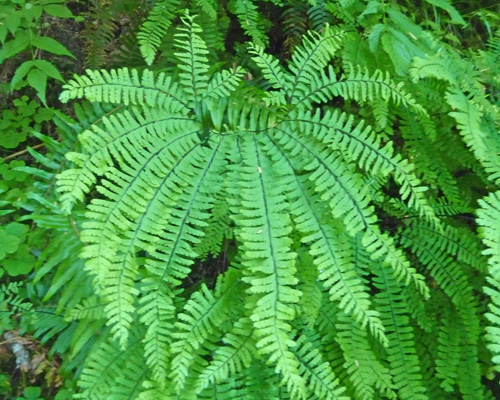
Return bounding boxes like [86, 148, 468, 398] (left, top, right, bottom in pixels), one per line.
[53, 10, 497, 400]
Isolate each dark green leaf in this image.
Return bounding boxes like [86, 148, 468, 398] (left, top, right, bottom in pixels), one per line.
[31, 36, 74, 58]
[27, 68, 48, 105]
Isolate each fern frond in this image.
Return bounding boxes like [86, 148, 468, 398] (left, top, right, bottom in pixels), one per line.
[399, 227, 484, 396]
[195, 317, 256, 392]
[436, 309, 460, 392]
[228, 0, 269, 47]
[477, 191, 500, 370]
[317, 294, 397, 400]
[205, 66, 246, 99]
[373, 265, 428, 400]
[141, 137, 228, 283]
[170, 271, 243, 392]
[138, 0, 178, 65]
[60, 68, 187, 111]
[282, 1, 308, 55]
[307, 0, 332, 32]
[0, 282, 32, 314]
[109, 356, 148, 400]
[456, 324, 485, 399]
[232, 135, 306, 398]
[294, 64, 426, 113]
[241, 361, 282, 399]
[402, 222, 487, 273]
[270, 126, 428, 295]
[66, 296, 104, 322]
[76, 334, 143, 400]
[193, 196, 233, 260]
[295, 249, 322, 327]
[400, 111, 463, 205]
[138, 277, 176, 383]
[263, 132, 386, 343]
[285, 108, 439, 226]
[446, 89, 500, 184]
[194, 6, 229, 52]
[195, 0, 218, 19]
[334, 313, 397, 400]
[248, 42, 289, 90]
[295, 332, 349, 400]
[286, 26, 346, 102]
[57, 109, 199, 213]
[174, 14, 211, 104]
[409, 54, 459, 86]
[82, 135, 226, 345]
[401, 226, 477, 305]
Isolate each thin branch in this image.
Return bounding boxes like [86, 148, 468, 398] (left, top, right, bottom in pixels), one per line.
[2, 143, 45, 162]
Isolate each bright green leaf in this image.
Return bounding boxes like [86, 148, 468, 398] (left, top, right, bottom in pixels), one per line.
[5, 222, 29, 239]
[0, 230, 21, 259]
[4, 247, 36, 277]
[20, 386, 43, 400]
[5, 11, 21, 35]
[43, 4, 73, 18]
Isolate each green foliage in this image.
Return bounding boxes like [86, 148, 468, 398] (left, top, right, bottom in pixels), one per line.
[3, 0, 500, 399]
[51, 2, 500, 397]
[0, 0, 75, 104]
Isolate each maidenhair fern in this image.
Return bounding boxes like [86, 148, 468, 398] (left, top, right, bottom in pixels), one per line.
[55, 10, 500, 400]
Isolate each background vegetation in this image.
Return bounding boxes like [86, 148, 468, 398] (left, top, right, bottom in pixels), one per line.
[1, 0, 500, 399]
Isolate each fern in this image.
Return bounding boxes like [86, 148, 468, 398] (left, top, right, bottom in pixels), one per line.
[138, 0, 179, 65]
[228, 0, 269, 47]
[55, 9, 500, 400]
[477, 192, 500, 371]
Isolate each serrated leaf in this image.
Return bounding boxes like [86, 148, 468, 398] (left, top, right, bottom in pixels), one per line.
[0, 33, 30, 63]
[10, 61, 35, 90]
[33, 60, 64, 81]
[5, 11, 21, 34]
